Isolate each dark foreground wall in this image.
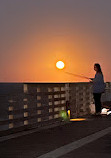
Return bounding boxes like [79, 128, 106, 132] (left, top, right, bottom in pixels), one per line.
[0, 83, 66, 136]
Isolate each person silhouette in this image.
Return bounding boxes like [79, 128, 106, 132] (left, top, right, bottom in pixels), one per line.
[90, 63, 105, 115]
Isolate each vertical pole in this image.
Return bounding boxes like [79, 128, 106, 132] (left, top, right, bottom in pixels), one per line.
[65, 83, 70, 118]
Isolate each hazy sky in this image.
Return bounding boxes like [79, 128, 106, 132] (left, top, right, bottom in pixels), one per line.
[0, 0, 111, 82]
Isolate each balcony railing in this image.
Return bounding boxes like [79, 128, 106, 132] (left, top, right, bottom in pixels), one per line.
[0, 82, 110, 136]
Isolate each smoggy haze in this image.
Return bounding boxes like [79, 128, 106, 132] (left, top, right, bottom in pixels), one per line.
[0, 0, 111, 82]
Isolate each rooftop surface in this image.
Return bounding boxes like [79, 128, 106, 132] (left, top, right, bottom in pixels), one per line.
[0, 115, 111, 158]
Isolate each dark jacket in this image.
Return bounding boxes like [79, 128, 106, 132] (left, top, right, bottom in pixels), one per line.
[93, 72, 105, 93]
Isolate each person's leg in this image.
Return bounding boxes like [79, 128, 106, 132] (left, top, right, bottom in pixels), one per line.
[93, 93, 102, 113]
[97, 93, 102, 113]
[93, 93, 99, 113]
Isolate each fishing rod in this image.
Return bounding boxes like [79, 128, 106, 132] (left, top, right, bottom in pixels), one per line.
[65, 72, 91, 80]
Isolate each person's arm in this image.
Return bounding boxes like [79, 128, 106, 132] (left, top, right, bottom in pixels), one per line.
[89, 78, 94, 82]
[89, 78, 94, 81]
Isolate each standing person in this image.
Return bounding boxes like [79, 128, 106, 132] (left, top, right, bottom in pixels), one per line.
[90, 63, 105, 115]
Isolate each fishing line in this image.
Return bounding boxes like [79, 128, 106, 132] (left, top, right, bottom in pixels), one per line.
[65, 72, 91, 80]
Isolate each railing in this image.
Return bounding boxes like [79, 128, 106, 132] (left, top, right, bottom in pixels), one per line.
[0, 82, 110, 136]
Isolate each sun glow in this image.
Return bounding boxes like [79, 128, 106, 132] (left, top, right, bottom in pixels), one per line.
[56, 61, 65, 70]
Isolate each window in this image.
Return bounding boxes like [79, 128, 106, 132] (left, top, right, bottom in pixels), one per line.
[54, 114, 59, 118]
[48, 95, 52, 99]
[54, 101, 60, 105]
[54, 107, 59, 112]
[49, 108, 53, 113]
[24, 112, 28, 117]
[54, 87, 60, 92]
[49, 102, 52, 106]
[37, 103, 42, 107]
[54, 94, 60, 98]
[9, 115, 13, 120]
[37, 88, 41, 92]
[37, 96, 41, 100]
[24, 84, 28, 93]
[24, 120, 28, 125]
[61, 94, 65, 98]
[9, 123, 14, 128]
[24, 105, 28, 109]
[37, 118, 42, 122]
[37, 110, 42, 115]
[9, 106, 14, 111]
[23, 98, 27, 101]
[49, 116, 53, 120]
[61, 87, 65, 91]
[48, 88, 53, 92]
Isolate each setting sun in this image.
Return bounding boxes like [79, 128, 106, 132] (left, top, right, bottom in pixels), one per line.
[56, 61, 65, 70]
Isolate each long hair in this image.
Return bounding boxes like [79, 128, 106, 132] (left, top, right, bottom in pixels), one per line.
[94, 63, 103, 74]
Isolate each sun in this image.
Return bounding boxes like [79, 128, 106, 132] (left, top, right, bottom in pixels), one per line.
[56, 61, 65, 70]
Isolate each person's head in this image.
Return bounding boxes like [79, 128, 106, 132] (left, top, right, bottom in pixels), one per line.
[94, 63, 102, 73]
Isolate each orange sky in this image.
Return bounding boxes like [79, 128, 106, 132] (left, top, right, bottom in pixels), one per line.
[0, 0, 111, 82]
